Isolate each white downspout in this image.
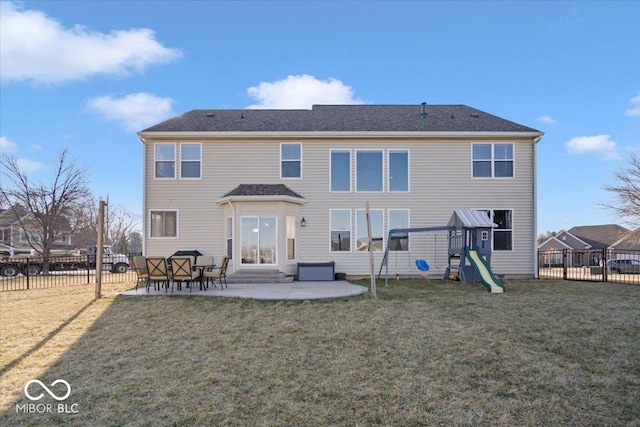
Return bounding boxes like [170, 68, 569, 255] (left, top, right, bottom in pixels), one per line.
[533, 134, 542, 279]
[226, 200, 236, 273]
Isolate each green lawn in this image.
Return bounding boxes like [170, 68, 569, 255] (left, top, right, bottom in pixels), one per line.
[1, 279, 638, 426]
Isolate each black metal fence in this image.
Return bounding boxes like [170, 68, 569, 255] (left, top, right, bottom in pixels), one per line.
[0, 253, 140, 291]
[538, 249, 640, 285]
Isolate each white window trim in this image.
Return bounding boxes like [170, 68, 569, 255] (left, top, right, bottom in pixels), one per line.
[474, 208, 514, 252]
[286, 216, 296, 261]
[355, 208, 384, 252]
[355, 149, 384, 192]
[280, 142, 302, 179]
[154, 143, 176, 180]
[471, 143, 515, 179]
[240, 216, 278, 265]
[329, 209, 352, 253]
[388, 209, 410, 252]
[329, 149, 352, 193]
[180, 143, 202, 180]
[388, 149, 410, 193]
[149, 209, 179, 239]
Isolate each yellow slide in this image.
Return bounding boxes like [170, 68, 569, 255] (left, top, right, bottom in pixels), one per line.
[464, 246, 505, 293]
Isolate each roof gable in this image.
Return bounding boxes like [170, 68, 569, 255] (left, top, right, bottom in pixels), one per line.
[568, 224, 629, 248]
[447, 210, 497, 228]
[217, 184, 307, 205]
[140, 104, 542, 134]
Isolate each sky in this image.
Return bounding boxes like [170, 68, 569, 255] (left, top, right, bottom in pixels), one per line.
[0, 0, 639, 235]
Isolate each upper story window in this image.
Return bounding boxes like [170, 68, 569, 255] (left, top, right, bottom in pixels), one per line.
[281, 143, 301, 178]
[356, 150, 383, 192]
[330, 150, 351, 192]
[472, 143, 514, 178]
[0, 228, 9, 242]
[180, 144, 201, 178]
[155, 143, 176, 178]
[150, 210, 177, 238]
[389, 150, 409, 192]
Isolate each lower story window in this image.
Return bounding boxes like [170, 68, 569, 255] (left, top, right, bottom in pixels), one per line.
[150, 210, 177, 238]
[330, 210, 351, 252]
[356, 209, 384, 252]
[480, 209, 513, 251]
[240, 217, 276, 265]
[286, 216, 296, 260]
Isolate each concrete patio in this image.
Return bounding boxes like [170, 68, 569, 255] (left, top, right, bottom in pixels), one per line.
[120, 280, 369, 301]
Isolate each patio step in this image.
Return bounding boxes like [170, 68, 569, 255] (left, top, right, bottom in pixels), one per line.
[226, 269, 294, 284]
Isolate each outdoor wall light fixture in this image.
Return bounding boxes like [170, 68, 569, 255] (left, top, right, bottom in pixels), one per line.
[300, 217, 307, 227]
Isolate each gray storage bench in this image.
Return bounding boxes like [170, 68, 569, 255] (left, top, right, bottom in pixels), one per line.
[297, 262, 335, 281]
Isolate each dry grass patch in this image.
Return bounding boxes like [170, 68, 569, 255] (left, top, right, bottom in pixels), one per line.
[1, 279, 639, 426]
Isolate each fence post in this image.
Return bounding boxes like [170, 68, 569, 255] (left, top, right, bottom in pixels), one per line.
[26, 258, 30, 290]
[602, 248, 608, 283]
[563, 249, 568, 280]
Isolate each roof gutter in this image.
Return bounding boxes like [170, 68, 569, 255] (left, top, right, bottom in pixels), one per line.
[137, 130, 545, 141]
[216, 195, 308, 205]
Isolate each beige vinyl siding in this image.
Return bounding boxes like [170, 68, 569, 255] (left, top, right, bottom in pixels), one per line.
[143, 136, 536, 277]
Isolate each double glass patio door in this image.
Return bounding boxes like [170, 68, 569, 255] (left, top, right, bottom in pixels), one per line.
[240, 217, 277, 265]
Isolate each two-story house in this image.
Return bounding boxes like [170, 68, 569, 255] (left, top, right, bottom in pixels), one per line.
[0, 208, 72, 256]
[138, 103, 543, 278]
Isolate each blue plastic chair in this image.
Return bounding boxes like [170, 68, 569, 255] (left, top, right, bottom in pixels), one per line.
[415, 259, 430, 282]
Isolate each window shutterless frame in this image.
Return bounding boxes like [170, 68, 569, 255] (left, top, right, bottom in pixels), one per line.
[330, 149, 352, 192]
[149, 210, 178, 238]
[280, 143, 302, 179]
[355, 149, 384, 192]
[154, 143, 176, 179]
[471, 143, 514, 178]
[388, 149, 410, 192]
[180, 143, 202, 179]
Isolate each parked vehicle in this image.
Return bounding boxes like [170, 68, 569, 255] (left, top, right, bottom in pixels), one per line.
[607, 259, 640, 274]
[0, 246, 130, 277]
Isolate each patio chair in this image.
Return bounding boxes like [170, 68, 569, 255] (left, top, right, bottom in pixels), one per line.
[132, 256, 151, 292]
[170, 256, 201, 292]
[195, 255, 215, 288]
[202, 256, 229, 289]
[146, 257, 172, 292]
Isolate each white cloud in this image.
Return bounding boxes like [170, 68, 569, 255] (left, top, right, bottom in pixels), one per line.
[86, 92, 174, 131]
[565, 134, 619, 160]
[0, 135, 18, 155]
[247, 74, 364, 109]
[625, 91, 640, 117]
[1, 136, 45, 172]
[535, 115, 558, 124]
[0, 1, 182, 83]
[16, 158, 45, 173]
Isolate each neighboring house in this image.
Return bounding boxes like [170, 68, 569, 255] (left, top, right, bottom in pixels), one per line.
[538, 224, 630, 267]
[0, 208, 72, 256]
[138, 103, 544, 278]
[610, 229, 640, 250]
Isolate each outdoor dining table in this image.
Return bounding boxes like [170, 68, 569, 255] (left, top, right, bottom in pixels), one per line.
[192, 263, 216, 290]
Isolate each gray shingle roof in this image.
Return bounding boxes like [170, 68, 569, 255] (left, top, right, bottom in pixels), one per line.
[221, 184, 305, 199]
[141, 104, 541, 133]
[568, 224, 629, 249]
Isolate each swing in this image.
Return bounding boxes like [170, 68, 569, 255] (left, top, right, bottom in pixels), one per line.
[415, 259, 430, 282]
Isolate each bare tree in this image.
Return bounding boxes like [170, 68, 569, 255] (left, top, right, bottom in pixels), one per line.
[0, 149, 91, 263]
[602, 154, 640, 227]
[68, 196, 141, 253]
[107, 204, 141, 253]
